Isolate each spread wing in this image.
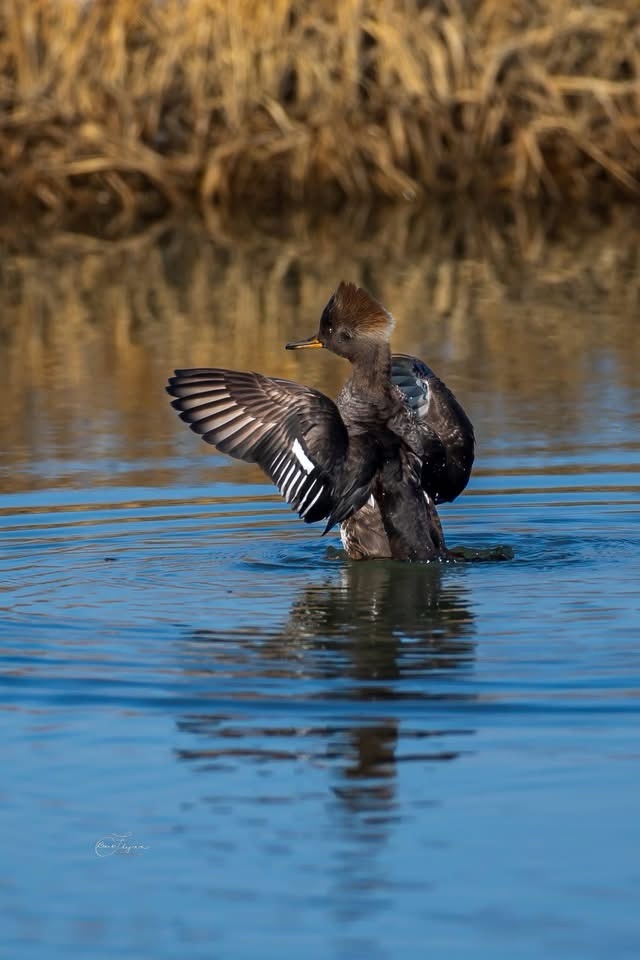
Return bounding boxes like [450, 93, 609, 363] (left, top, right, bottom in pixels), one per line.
[167, 368, 350, 524]
[391, 354, 475, 503]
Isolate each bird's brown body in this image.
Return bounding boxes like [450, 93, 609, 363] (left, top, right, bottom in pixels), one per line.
[167, 282, 475, 561]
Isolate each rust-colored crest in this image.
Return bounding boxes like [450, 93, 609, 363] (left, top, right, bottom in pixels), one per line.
[332, 282, 395, 337]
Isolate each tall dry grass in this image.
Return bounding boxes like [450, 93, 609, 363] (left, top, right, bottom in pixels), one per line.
[2, 0, 640, 225]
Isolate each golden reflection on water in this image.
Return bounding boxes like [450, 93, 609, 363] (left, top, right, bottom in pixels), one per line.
[1, 203, 639, 493]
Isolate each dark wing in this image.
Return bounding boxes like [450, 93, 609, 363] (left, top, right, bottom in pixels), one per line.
[391, 354, 475, 503]
[167, 368, 350, 524]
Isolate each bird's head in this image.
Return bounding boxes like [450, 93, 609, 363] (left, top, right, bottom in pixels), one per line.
[286, 282, 394, 362]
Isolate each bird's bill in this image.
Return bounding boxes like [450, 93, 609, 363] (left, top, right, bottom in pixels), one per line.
[285, 335, 323, 350]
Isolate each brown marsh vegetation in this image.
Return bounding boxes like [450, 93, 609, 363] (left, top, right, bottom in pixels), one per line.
[2, 0, 640, 225]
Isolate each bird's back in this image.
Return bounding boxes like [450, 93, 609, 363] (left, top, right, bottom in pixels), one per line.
[336, 353, 474, 560]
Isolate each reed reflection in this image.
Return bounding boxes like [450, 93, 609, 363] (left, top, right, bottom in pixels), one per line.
[2, 204, 640, 496]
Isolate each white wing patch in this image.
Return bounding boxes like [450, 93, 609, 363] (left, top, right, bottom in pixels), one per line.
[270, 447, 326, 516]
[271, 451, 287, 475]
[300, 483, 324, 517]
[292, 437, 314, 474]
[282, 467, 301, 502]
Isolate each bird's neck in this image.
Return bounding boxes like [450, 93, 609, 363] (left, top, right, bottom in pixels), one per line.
[348, 342, 392, 399]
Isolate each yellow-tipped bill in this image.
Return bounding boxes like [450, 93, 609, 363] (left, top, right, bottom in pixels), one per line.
[285, 335, 323, 350]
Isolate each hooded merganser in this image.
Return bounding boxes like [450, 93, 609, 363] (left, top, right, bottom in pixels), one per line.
[167, 282, 475, 562]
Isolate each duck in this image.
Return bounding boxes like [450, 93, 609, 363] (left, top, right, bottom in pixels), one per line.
[166, 282, 475, 562]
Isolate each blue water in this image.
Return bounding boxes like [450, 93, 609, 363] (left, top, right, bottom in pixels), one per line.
[2, 224, 640, 959]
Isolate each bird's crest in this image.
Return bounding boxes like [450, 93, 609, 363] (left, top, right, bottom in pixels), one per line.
[331, 282, 395, 339]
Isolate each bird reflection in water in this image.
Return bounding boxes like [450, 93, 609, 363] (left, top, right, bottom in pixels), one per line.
[175, 561, 476, 820]
[281, 560, 475, 815]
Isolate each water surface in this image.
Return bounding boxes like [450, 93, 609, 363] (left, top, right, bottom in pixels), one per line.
[1, 208, 640, 959]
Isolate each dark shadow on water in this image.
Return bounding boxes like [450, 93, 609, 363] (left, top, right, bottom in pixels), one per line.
[276, 558, 476, 669]
[175, 560, 477, 825]
[169, 561, 482, 937]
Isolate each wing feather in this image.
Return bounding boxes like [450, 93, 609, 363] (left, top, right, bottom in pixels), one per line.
[391, 354, 475, 503]
[167, 368, 351, 524]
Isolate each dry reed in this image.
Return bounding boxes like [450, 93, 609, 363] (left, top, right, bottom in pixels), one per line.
[2, 0, 640, 225]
